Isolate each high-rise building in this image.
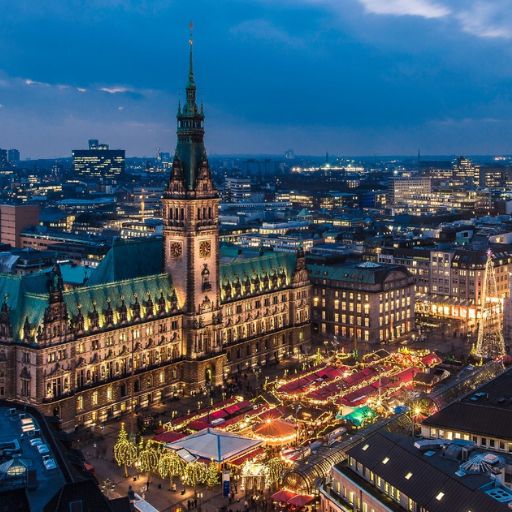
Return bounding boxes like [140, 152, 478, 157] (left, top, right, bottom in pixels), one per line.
[453, 156, 479, 186]
[0, 203, 40, 248]
[224, 176, 251, 203]
[390, 176, 432, 205]
[7, 149, 20, 165]
[73, 140, 125, 179]
[0, 40, 311, 431]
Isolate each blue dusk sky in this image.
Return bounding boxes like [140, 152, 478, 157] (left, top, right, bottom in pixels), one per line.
[2, 0, 512, 158]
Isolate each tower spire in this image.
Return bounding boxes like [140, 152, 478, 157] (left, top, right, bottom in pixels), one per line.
[188, 21, 195, 87]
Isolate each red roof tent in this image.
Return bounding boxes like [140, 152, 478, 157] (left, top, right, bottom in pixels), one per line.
[395, 367, 420, 383]
[188, 420, 210, 431]
[210, 409, 228, 420]
[307, 380, 345, 400]
[288, 494, 314, 507]
[153, 431, 186, 444]
[338, 384, 378, 406]
[272, 490, 297, 503]
[421, 353, 441, 367]
[315, 366, 347, 380]
[228, 446, 265, 466]
[169, 398, 238, 427]
[224, 400, 253, 416]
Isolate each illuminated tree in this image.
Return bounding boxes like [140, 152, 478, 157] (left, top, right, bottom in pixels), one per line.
[313, 348, 323, 366]
[139, 440, 160, 486]
[113, 423, 137, 478]
[158, 450, 186, 489]
[182, 461, 207, 488]
[205, 459, 219, 488]
[265, 457, 286, 489]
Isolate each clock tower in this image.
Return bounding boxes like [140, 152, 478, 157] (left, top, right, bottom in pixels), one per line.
[163, 33, 224, 388]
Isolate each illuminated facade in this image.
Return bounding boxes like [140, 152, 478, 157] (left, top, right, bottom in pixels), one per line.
[0, 42, 310, 430]
[72, 140, 125, 179]
[309, 262, 415, 344]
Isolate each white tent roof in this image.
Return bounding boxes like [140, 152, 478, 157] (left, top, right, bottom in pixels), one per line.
[165, 428, 261, 462]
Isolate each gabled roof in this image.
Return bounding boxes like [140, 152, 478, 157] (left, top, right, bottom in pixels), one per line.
[165, 428, 261, 462]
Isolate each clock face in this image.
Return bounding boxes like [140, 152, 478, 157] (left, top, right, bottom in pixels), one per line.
[170, 242, 182, 259]
[199, 240, 211, 258]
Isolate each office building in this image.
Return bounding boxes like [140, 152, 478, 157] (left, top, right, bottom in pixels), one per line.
[390, 177, 432, 205]
[73, 140, 125, 179]
[309, 261, 415, 344]
[224, 176, 251, 203]
[0, 203, 40, 248]
[453, 156, 479, 186]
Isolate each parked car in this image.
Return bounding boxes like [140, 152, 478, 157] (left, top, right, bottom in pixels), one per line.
[37, 444, 50, 455]
[42, 455, 57, 470]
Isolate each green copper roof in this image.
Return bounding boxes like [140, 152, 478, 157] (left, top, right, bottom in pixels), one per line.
[219, 248, 297, 303]
[63, 273, 173, 324]
[87, 237, 164, 286]
[0, 270, 52, 340]
[307, 262, 407, 285]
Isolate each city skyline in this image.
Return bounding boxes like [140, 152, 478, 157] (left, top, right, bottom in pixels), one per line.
[2, 0, 512, 158]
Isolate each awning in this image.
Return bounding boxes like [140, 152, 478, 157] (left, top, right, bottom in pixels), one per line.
[271, 489, 297, 503]
[288, 494, 314, 507]
[210, 409, 228, 420]
[228, 446, 265, 466]
[153, 431, 186, 444]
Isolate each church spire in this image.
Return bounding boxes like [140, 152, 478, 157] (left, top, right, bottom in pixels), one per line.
[185, 21, 197, 112]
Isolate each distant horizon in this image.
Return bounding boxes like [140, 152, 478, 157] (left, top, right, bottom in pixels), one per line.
[15, 152, 512, 163]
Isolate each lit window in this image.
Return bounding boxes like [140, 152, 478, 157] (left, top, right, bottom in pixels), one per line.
[436, 492, 444, 501]
[405, 472, 413, 480]
[382, 457, 389, 464]
[362, 444, 369, 451]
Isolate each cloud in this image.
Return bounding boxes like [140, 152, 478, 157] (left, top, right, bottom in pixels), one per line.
[231, 19, 304, 48]
[99, 86, 132, 94]
[358, 0, 450, 18]
[24, 78, 51, 87]
[456, 2, 512, 39]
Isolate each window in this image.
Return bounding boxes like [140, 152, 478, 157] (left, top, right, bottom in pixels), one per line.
[405, 472, 413, 480]
[435, 492, 444, 501]
[382, 457, 389, 464]
[77, 396, 84, 410]
[92, 391, 98, 405]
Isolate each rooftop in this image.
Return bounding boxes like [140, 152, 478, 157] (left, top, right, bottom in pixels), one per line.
[343, 430, 510, 512]
[423, 368, 512, 440]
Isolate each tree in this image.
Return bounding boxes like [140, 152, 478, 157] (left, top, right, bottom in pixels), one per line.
[265, 457, 286, 489]
[158, 450, 186, 489]
[139, 440, 160, 487]
[113, 423, 137, 478]
[205, 459, 219, 488]
[182, 461, 207, 489]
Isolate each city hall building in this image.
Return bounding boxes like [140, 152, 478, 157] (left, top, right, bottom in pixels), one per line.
[0, 45, 311, 430]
